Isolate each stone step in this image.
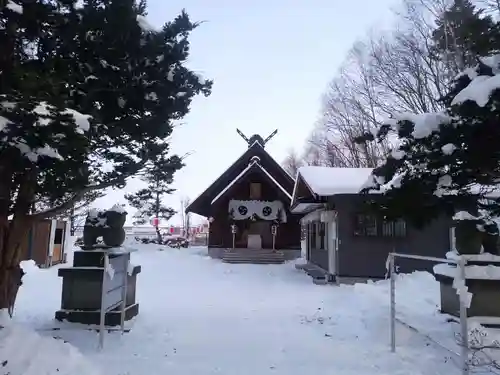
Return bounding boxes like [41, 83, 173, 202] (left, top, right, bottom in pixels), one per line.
[222, 258, 285, 264]
[223, 251, 283, 256]
[222, 256, 284, 261]
[223, 251, 283, 255]
[224, 250, 284, 254]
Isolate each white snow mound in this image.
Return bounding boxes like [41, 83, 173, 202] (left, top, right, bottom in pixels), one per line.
[0, 318, 101, 375]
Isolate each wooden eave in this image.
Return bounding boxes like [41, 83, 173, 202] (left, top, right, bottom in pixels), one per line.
[211, 162, 292, 207]
[186, 142, 294, 217]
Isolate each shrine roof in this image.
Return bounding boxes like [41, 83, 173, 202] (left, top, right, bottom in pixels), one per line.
[186, 141, 293, 217]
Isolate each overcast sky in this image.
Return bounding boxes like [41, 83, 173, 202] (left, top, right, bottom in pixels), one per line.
[93, 0, 398, 226]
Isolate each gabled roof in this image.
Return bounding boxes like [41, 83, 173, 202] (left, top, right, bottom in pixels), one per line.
[186, 141, 294, 217]
[290, 166, 374, 214]
[296, 166, 374, 196]
[211, 160, 292, 205]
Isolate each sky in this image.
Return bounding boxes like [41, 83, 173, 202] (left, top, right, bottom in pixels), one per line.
[93, 0, 399, 226]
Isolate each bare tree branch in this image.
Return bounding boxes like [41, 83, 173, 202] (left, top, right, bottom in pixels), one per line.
[281, 148, 303, 177]
[306, 0, 453, 169]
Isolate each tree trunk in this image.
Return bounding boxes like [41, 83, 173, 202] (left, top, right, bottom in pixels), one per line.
[70, 205, 76, 236]
[155, 192, 162, 244]
[0, 172, 36, 314]
[155, 226, 162, 244]
[0, 221, 30, 314]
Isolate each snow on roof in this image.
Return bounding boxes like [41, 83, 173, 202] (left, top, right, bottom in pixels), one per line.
[187, 142, 267, 212]
[297, 166, 374, 196]
[255, 163, 291, 200]
[211, 160, 291, 205]
[211, 163, 254, 205]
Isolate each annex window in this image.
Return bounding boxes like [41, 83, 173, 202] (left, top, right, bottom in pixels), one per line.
[353, 214, 378, 236]
[249, 182, 261, 199]
[382, 219, 407, 237]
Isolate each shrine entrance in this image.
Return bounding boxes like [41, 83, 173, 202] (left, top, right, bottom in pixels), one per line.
[246, 221, 272, 249]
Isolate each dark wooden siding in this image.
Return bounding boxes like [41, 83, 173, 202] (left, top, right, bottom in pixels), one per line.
[332, 194, 451, 278]
[209, 170, 301, 249]
[32, 220, 51, 266]
[188, 142, 295, 217]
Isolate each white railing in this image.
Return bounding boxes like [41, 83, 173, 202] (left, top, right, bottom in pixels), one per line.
[388, 252, 469, 375]
[99, 250, 130, 349]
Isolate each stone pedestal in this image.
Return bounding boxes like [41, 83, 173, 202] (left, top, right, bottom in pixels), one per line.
[434, 260, 500, 328]
[55, 249, 141, 326]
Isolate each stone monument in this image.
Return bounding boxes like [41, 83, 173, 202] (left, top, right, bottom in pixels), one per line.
[433, 216, 500, 327]
[55, 205, 141, 326]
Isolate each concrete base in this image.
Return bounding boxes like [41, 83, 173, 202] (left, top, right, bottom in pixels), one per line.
[55, 249, 141, 326]
[435, 272, 500, 328]
[208, 247, 301, 261]
[336, 276, 381, 285]
[55, 303, 139, 326]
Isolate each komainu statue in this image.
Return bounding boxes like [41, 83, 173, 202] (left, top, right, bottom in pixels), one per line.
[82, 204, 127, 249]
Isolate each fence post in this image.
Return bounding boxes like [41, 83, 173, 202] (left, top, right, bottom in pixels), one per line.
[458, 257, 469, 375]
[389, 253, 396, 353]
[120, 254, 129, 333]
[98, 252, 109, 350]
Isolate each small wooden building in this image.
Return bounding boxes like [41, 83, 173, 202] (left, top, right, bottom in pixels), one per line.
[291, 166, 452, 283]
[21, 219, 70, 268]
[186, 130, 302, 262]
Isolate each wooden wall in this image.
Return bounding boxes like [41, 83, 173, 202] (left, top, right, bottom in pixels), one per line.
[208, 170, 301, 249]
[20, 220, 67, 267]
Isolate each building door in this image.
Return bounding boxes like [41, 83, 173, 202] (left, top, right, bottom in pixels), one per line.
[247, 221, 269, 249]
[328, 214, 338, 276]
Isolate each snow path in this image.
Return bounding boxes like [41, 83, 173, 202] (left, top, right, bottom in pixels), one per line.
[14, 245, 457, 375]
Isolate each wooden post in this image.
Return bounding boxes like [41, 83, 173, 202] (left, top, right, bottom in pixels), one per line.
[231, 224, 236, 250]
[271, 225, 277, 251]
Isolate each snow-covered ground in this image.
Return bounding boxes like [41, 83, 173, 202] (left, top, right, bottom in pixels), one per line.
[6, 241, 493, 375]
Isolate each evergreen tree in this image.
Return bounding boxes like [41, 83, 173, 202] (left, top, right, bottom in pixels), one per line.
[356, 51, 500, 248]
[432, 0, 500, 75]
[125, 153, 183, 243]
[0, 0, 211, 313]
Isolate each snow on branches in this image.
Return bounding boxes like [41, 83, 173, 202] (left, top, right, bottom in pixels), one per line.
[356, 54, 500, 230]
[0, 99, 91, 163]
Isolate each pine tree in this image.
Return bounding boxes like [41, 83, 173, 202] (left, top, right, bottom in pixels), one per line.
[125, 153, 183, 243]
[432, 0, 500, 75]
[0, 0, 212, 313]
[356, 51, 500, 250]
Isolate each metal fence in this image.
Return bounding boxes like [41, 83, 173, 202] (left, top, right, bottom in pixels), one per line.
[99, 250, 130, 349]
[388, 252, 469, 375]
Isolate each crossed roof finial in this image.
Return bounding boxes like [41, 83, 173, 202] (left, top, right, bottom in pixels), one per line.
[236, 129, 278, 148]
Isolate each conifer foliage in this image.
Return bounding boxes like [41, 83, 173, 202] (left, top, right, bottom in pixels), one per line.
[125, 152, 183, 242]
[356, 2, 500, 236]
[432, 0, 500, 74]
[0, 0, 212, 313]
